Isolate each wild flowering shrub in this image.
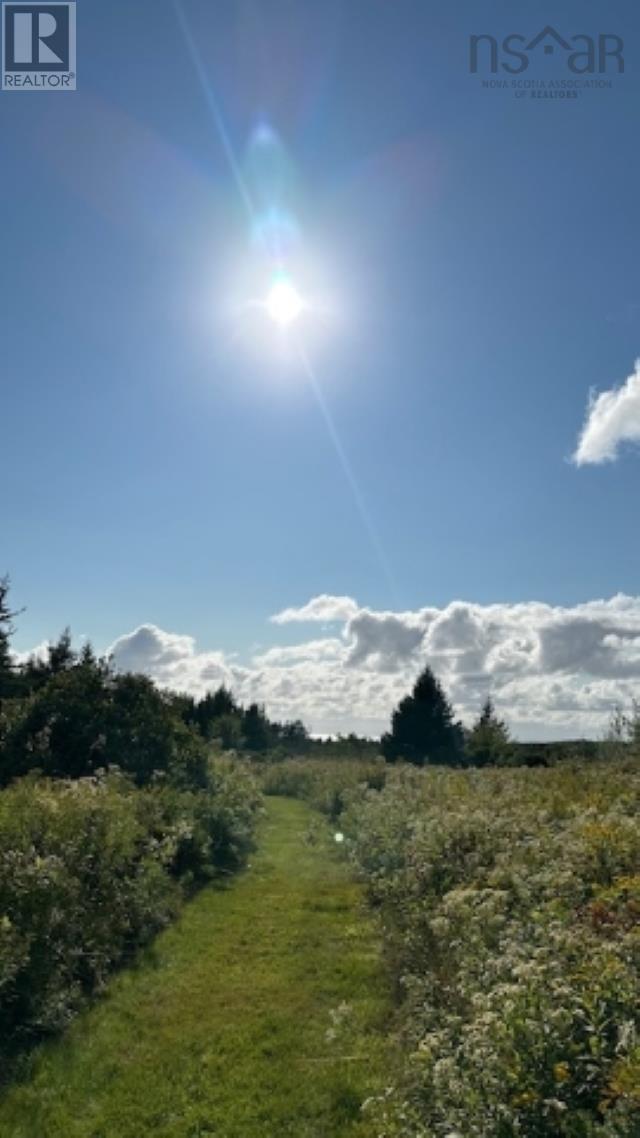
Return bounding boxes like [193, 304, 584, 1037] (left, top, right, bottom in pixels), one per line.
[340, 762, 640, 1137]
[259, 757, 386, 820]
[0, 758, 261, 1066]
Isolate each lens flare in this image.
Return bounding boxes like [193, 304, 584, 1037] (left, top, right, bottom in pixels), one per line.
[266, 275, 303, 327]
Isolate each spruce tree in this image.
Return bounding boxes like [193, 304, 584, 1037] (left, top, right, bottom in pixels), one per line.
[466, 696, 512, 767]
[381, 666, 464, 766]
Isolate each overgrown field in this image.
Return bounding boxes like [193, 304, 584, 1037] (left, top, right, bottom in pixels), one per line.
[268, 757, 640, 1136]
[260, 756, 387, 818]
[0, 797, 392, 1138]
[0, 758, 261, 1070]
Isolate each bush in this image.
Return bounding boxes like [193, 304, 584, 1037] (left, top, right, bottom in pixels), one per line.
[259, 757, 386, 820]
[0, 665, 209, 789]
[0, 758, 261, 1068]
[340, 761, 640, 1136]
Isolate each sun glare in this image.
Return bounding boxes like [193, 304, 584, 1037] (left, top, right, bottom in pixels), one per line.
[266, 275, 303, 327]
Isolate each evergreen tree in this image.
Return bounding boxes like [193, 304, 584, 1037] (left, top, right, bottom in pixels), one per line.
[20, 628, 79, 695]
[193, 686, 238, 738]
[47, 628, 77, 674]
[381, 666, 464, 766]
[78, 640, 98, 668]
[466, 696, 512, 767]
[242, 702, 271, 752]
[0, 577, 20, 701]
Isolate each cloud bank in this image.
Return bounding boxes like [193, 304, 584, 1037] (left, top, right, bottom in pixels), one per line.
[105, 593, 640, 742]
[573, 359, 640, 465]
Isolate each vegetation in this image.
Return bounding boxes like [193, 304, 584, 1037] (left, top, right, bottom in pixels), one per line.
[336, 760, 640, 1136]
[381, 666, 465, 766]
[604, 701, 640, 761]
[0, 663, 210, 788]
[0, 576, 21, 702]
[0, 580, 262, 1071]
[0, 797, 392, 1137]
[260, 757, 387, 819]
[183, 686, 311, 756]
[2, 576, 640, 1134]
[466, 694, 513, 767]
[0, 760, 260, 1071]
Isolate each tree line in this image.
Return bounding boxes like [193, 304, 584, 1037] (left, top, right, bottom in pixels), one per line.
[4, 576, 637, 775]
[0, 577, 311, 787]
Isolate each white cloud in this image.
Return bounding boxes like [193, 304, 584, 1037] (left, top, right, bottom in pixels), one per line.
[252, 638, 345, 668]
[93, 594, 640, 742]
[12, 640, 50, 667]
[270, 595, 360, 624]
[346, 607, 434, 671]
[109, 624, 233, 695]
[573, 359, 640, 465]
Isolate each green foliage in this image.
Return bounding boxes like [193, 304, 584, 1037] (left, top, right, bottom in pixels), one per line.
[339, 760, 640, 1136]
[0, 663, 209, 788]
[314, 733, 380, 759]
[0, 798, 391, 1138]
[187, 685, 238, 738]
[242, 702, 272, 752]
[0, 576, 21, 702]
[184, 686, 311, 756]
[381, 666, 464, 766]
[260, 757, 386, 820]
[0, 759, 261, 1068]
[466, 695, 513, 767]
[603, 701, 640, 762]
[212, 709, 245, 750]
[20, 627, 78, 693]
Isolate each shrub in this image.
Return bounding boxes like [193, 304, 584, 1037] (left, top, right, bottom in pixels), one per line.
[340, 761, 640, 1136]
[0, 665, 209, 789]
[259, 757, 386, 820]
[0, 758, 261, 1068]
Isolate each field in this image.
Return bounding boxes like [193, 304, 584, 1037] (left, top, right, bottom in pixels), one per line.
[0, 754, 639, 1136]
[261, 757, 640, 1135]
[0, 796, 392, 1138]
[344, 760, 640, 1136]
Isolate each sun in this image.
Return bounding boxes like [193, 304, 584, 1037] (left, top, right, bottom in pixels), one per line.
[266, 274, 303, 327]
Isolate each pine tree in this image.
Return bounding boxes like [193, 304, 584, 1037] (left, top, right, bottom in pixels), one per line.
[466, 696, 512, 767]
[381, 666, 464, 766]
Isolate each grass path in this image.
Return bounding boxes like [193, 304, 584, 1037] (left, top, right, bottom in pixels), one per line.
[0, 798, 392, 1138]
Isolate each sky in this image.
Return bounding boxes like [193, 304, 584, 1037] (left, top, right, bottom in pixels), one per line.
[2, 0, 640, 739]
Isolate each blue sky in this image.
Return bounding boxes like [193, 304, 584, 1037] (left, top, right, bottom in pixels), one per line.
[2, 0, 639, 737]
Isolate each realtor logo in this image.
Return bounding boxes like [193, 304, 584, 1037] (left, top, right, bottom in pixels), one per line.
[2, 2, 75, 89]
[469, 24, 624, 75]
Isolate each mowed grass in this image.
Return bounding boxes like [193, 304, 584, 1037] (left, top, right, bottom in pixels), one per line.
[0, 797, 393, 1138]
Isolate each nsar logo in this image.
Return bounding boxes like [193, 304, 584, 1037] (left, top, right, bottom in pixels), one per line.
[2, 1, 75, 90]
[470, 25, 624, 75]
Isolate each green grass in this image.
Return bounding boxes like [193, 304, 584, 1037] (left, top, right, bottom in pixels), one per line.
[0, 797, 393, 1138]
